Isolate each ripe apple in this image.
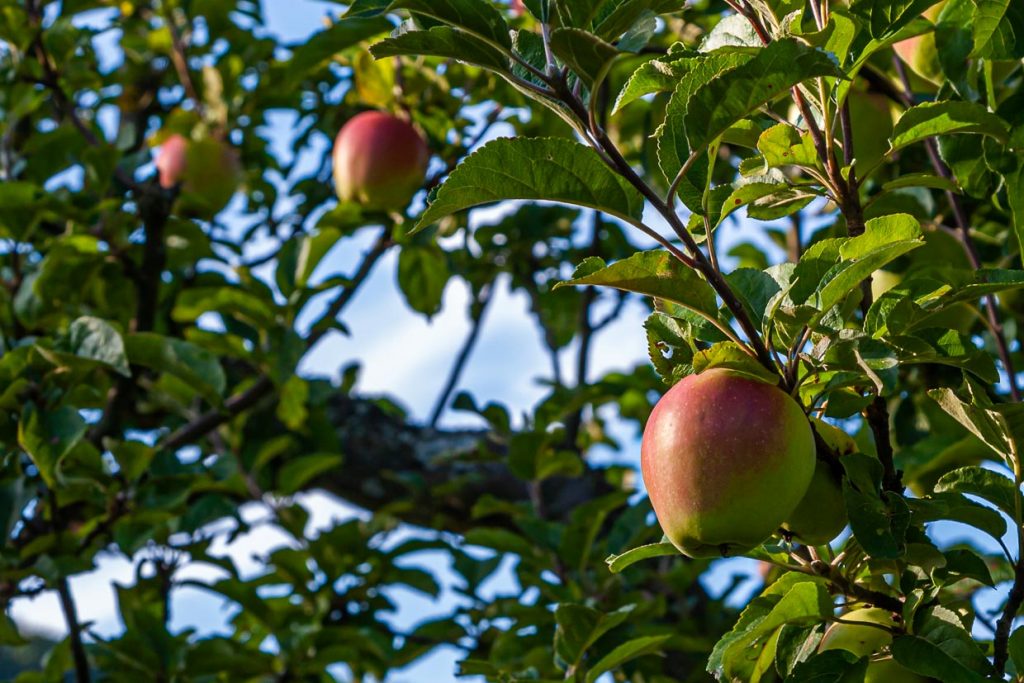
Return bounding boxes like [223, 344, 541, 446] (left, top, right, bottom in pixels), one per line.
[154, 133, 242, 218]
[640, 369, 815, 559]
[156, 133, 188, 188]
[781, 419, 853, 545]
[332, 111, 430, 212]
[820, 608, 929, 683]
[893, 2, 946, 85]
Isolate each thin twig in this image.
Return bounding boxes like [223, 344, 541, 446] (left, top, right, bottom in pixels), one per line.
[893, 57, 1020, 401]
[57, 578, 91, 683]
[429, 284, 493, 427]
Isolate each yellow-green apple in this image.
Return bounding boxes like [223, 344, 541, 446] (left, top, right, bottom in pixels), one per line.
[893, 2, 946, 85]
[332, 111, 430, 211]
[155, 133, 242, 218]
[640, 369, 815, 559]
[782, 419, 854, 545]
[820, 608, 929, 683]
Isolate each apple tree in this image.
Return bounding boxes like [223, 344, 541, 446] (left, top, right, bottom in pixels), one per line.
[1, 0, 1024, 681]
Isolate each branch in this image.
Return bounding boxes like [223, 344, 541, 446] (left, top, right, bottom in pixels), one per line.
[316, 393, 614, 531]
[892, 58, 1020, 402]
[161, 228, 393, 451]
[57, 579, 90, 683]
[428, 284, 493, 427]
[550, 80, 778, 376]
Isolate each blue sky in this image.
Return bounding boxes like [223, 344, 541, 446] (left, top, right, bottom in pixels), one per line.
[8, 1, 1015, 681]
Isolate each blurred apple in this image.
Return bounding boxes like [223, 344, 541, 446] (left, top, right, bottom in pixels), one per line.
[332, 111, 430, 212]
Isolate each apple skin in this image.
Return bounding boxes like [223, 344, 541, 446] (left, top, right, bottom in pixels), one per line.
[640, 369, 815, 559]
[781, 419, 854, 545]
[820, 608, 929, 683]
[156, 134, 188, 188]
[332, 111, 430, 212]
[155, 134, 242, 218]
[893, 2, 946, 85]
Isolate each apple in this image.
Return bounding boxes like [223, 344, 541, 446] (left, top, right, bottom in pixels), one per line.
[781, 419, 853, 545]
[640, 369, 815, 559]
[893, 2, 946, 85]
[820, 608, 929, 683]
[332, 111, 430, 212]
[154, 133, 242, 218]
[511, 0, 526, 16]
[156, 133, 188, 188]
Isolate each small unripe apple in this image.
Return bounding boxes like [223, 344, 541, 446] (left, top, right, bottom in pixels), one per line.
[641, 369, 815, 559]
[154, 133, 242, 218]
[820, 608, 929, 683]
[332, 111, 430, 212]
[893, 2, 946, 85]
[781, 419, 854, 545]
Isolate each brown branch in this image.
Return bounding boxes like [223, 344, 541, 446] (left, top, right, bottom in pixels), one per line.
[57, 577, 91, 683]
[549, 78, 778, 376]
[160, 228, 393, 451]
[429, 284, 493, 427]
[994, 559, 1024, 677]
[892, 57, 1021, 402]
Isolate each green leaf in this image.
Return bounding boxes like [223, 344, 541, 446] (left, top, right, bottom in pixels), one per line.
[849, 0, 947, 38]
[277, 454, 343, 495]
[584, 634, 671, 683]
[908, 492, 1007, 542]
[890, 101, 1009, 151]
[881, 172, 960, 192]
[594, 0, 684, 41]
[841, 453, 909, 559]
[371, 25, 511, 71]
[710, 577, 832, 681]
[18, 404, 87, 488]
[972, 0, 1011, 56]
[784, 650, 868, 682]
[285, 16, 392, 83]
[125, 333, 227, 405]
[928, 386, 1014, 459]
[549, 28, 618, 88]
[891, 635, 987, 683]
[691, 342, 779, 384]
[657, 50, 757, 196]
[725, 268, 781, 327]
[413, 138, 645, 234]
[613, 48, 700, 113]
[934, 466, 1023, 521]
[555, 603, 635, 668]
[682, 39, 841, 153]
[397, 243, 450, 317]
[1008, 628, 1024, 679]
[276, 374, 309, 430]
[360, 0, 512, 50]
[606, 541, 678, 573]
[60, 316, 131, 377]
[554, 251, 720, 324]
[809, 214, 923, 319]
[756, 124, 820, 170]
[1006, 162, 1024, 255]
